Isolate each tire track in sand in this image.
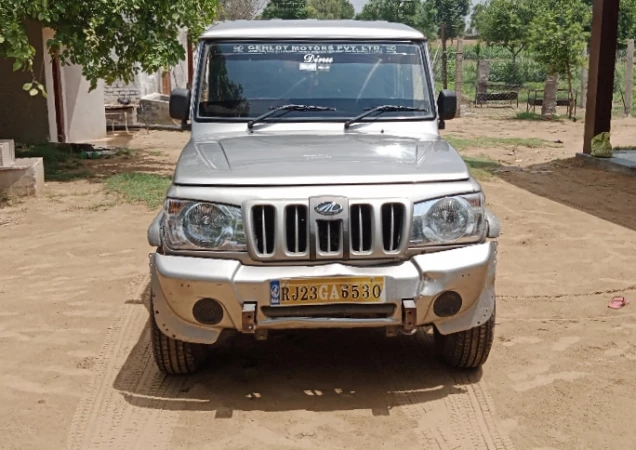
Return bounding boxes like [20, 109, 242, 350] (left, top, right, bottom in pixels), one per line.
[65, 273, 185, 450]
[375, 329, 515, 450]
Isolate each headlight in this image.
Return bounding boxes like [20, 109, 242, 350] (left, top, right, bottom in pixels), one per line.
[163, 199, 246, 251]
[410, 193, 485, 246]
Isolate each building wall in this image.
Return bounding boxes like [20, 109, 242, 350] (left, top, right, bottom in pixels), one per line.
[0, 21, 50, 143]
[42, 28, 106, 143]
[61, 65, 106, 142]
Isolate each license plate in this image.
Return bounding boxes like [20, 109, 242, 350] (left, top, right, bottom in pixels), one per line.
[269, 277, 386, 306]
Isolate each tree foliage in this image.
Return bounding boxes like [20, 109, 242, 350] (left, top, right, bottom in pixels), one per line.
[582, 0, 636, 46]
[432, 0, 470, 40]
[260, 0, 309, 19]
[469, 3, 486, 35]
[528, 0, 590, 76]
[478, 0, 534, 64]
[0, 0, 218, 90]
[356, 0, 438, 39]
[307, 0, 355, 20]
[220, 0, 267, 20]
[529, 0, 590, 116]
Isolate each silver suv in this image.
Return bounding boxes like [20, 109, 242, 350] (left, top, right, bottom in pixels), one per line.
[147, 19, 501, 375]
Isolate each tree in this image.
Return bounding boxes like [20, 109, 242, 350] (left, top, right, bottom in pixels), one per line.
[0, 0, 218, 93]
[478, 0, 534, 66]
[356, 0, 437, 39]
[529, 0, 591, 117]
[582, 0, 636, 46]
[307, 0, 355, 19]
[220, 0, 268, 19]
[432, 0, 470, 40]
[260, 0, 309, 19]
[469, 3, 486, 35]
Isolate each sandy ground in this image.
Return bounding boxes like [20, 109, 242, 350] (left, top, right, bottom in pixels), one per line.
[1, 114, 636, 450]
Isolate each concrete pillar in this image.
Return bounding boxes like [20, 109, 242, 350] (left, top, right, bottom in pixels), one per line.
[583, 0, 620, 154]
[625, 39, 634, 116]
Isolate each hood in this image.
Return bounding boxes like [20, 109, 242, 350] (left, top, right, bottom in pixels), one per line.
[173, 133, 469, 186]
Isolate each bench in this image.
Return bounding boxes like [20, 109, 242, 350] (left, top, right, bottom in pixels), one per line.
[527, 89, 578, 116]
[475, 90, 520, 108]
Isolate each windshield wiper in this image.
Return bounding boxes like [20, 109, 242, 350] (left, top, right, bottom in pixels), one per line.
[247, 104, 336, 130]
[344, 105, 428, 129]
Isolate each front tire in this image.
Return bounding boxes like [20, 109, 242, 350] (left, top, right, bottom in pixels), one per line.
[150, 309, 208, 375]
[434, 308, 495, 369]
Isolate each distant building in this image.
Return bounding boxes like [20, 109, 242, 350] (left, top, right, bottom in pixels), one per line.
[0, 21, 106, 143]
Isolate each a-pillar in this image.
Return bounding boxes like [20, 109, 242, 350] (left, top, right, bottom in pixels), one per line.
[583, 0, 621, 154]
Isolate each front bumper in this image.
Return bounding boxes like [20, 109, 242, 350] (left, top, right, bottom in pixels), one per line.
[150, 242, 497, 344]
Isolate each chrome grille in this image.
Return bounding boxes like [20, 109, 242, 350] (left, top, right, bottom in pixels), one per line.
[350, 204, 372, 253]
[381, 203, 405, 252]
[284, 205, 308, 254]
[316, 220, 342, 254]
[251, 205, 275, 256]
[244, 199, 411, 262]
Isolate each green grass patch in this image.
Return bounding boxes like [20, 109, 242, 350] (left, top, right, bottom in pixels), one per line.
[513, 111, 564, 122]
[446, 135, 559, 151]
[15, 143, 92, 181]
[462, 155, 501, 181]
[613, 145, 636, 150]
[105, 173, 172, 209]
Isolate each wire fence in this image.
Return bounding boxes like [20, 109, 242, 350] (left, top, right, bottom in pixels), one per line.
[430, 41, 636, 118]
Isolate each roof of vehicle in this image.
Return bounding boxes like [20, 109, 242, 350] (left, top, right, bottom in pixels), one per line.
[201, 20, 426, 41]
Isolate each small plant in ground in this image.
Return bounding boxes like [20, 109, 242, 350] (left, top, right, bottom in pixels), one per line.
[105, 173, 172, 209]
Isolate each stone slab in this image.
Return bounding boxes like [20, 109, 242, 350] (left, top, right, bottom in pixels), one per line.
[0, 139, 15, 167]
[576, 151, 636, 176]
[138, 93, 172, 126]
[0, 157, 45, 197]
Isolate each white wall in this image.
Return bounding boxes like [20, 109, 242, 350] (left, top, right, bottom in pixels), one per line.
[42, 28, 106, 143]
[62, 65, 106, 142]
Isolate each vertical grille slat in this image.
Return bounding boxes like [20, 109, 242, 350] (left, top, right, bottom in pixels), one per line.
[284, 205, 308, 254]
[350, 204, 372, 253]
[381, 203, 405, 252]
[294, 207, 299, 252]
[252, 205, 275, 255]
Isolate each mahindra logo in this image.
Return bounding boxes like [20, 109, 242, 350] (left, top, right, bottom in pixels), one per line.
[314, 201, 343, 216]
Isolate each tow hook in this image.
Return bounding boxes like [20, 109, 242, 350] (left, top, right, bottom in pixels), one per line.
[401, 299, 417, 335]
[242, 302, 256, 333]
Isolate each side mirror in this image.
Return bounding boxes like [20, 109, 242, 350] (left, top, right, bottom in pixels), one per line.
[437, 90, 457, 130]
[169, 88, 191, 122]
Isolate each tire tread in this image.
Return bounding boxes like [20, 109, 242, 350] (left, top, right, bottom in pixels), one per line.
[150, 312, 207, 375]
[436, 308, 495, 369]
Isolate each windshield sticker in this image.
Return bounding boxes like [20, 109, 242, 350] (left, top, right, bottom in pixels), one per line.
[299, 62, 317, 71]
[231, 44, 413, 55]
[304, 54, 334, 64]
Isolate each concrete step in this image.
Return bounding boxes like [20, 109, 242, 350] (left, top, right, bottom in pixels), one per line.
[0, 139, 15, 167]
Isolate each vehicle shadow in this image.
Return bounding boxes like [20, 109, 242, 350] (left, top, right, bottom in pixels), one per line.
[114, 286, 483, 416]
[496, 157, 636, 232]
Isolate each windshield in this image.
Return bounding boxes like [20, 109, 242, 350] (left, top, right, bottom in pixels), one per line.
[196, 41, 434, 121]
